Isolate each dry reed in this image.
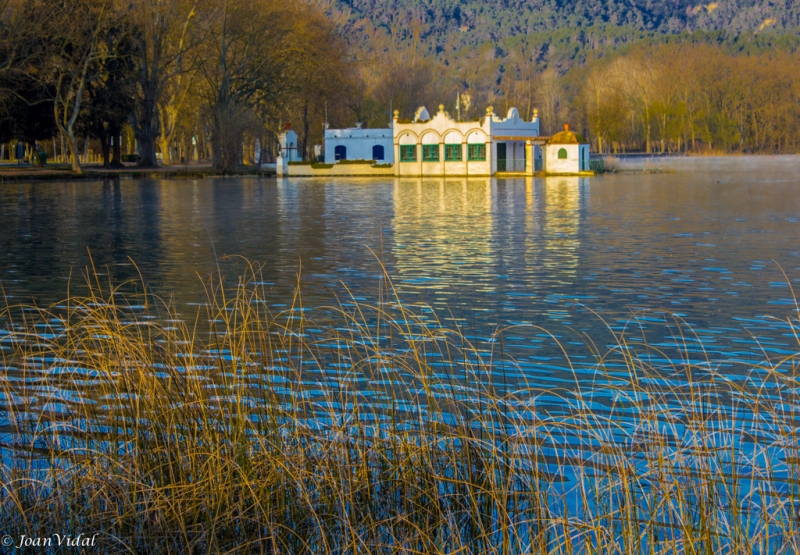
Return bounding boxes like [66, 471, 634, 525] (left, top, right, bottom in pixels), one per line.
[0, 261, 798, 554]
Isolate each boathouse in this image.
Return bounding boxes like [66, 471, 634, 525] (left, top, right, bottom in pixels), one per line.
[392, 104, 545, 177]
[291, 105, 591, 177]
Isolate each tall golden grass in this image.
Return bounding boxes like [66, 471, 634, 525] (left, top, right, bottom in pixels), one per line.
[0, 261, 798, 554]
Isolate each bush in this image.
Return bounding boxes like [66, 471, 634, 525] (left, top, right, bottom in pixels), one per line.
[371, 163, 392, 168]
[337, 159, 375, 165]
[310, 163, 334, 169]
[288, 160, 313, 165]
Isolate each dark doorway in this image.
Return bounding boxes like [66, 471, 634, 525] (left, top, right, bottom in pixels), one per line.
[334, 145, 347, 161]
[372, 145, 384, 161]
[496, 142, 506, 172]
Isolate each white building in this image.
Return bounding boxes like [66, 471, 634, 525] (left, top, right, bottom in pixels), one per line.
[544, 124, 590, 174]
[308, 105, 591, 177]
[323, 123, 393, 164]
[392, 105, 544, 177]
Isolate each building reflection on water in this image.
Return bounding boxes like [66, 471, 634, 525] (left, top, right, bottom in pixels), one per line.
[392, 178, 497, 294]
[391, 177, 590, 301]
[538, 177, 588, 283]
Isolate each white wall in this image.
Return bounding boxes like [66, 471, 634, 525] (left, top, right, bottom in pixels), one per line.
[545, 143, 582, 174]
[324, 127, 394, 164]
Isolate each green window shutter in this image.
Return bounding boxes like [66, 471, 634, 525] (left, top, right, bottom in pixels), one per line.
[558, 148, 568, 159]
[444, 144, 462, 161]
[400, 145, 416, 162]
[422, 145, 439, 162]
[468, 144, 486, 161]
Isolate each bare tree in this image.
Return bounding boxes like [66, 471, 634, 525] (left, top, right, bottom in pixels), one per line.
[195, 0, 297, 171]
[288, 11, 357, 160]
[129, 0, 199, 167]
[536, 68, 562, 136]
[42, 0, 111, 173]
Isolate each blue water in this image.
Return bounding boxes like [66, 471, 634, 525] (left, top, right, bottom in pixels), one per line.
[3, 158, 799, 369]
[2, 157, 800, 546]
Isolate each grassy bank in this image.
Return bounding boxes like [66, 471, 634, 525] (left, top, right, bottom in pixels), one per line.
[0, 164, 276, 184]
[1, 264, 799, 554]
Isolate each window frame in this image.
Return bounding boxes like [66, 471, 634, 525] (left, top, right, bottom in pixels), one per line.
[444, 144, 462, 162]
[557, 148, 568, 159]
[422, 144, 440, 162]
[467, 143, 486, 161]
[400, 145, 417, 162]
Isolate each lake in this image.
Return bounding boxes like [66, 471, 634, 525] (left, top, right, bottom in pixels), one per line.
[3, 157, 799, 374]
[2, 156, 800, 546]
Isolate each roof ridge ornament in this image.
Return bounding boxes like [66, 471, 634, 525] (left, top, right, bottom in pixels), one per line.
[414, 106, 430, 122]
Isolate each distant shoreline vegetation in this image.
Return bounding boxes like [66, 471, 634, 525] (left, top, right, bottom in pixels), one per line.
[0, 0, 798, 178]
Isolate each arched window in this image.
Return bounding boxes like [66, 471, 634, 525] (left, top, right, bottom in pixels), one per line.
[372, 145, 384, 161]
[334, 145, 347, 161]
[558, 148, 568, 159]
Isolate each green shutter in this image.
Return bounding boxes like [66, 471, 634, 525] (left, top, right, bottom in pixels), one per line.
[422, 145, 439, 162]
[444, 144, 462, 161]
[400, 145, 416, 162]
[468, 144, 486, 161]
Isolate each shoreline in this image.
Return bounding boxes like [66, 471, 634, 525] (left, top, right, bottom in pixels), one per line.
[0, 163, 276, 183]
[1, 153, 797, 183]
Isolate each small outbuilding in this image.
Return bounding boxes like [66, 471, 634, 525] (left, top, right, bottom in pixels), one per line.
[324, 123, 394, 164]
[545, 124, 590, 174]
[278, 125, 299, 162]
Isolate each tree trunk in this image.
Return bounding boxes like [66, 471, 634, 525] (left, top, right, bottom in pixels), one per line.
[260, 134, 268, 165]
[211, 102, 243, 173]
[29, 143, 42, 167]
[135, 80, 160, 167]
[65, 131, 81, 173]
[100, 129, 111, 168]
[158, 102, 181, 165]
[157, 136, 171, 165]
[55, 108, 83, 173]
[110, 129, 124, 168]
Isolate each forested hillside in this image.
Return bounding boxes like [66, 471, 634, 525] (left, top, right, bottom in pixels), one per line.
[336, 0, 800, 56]
[319, 0, 800, 154]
